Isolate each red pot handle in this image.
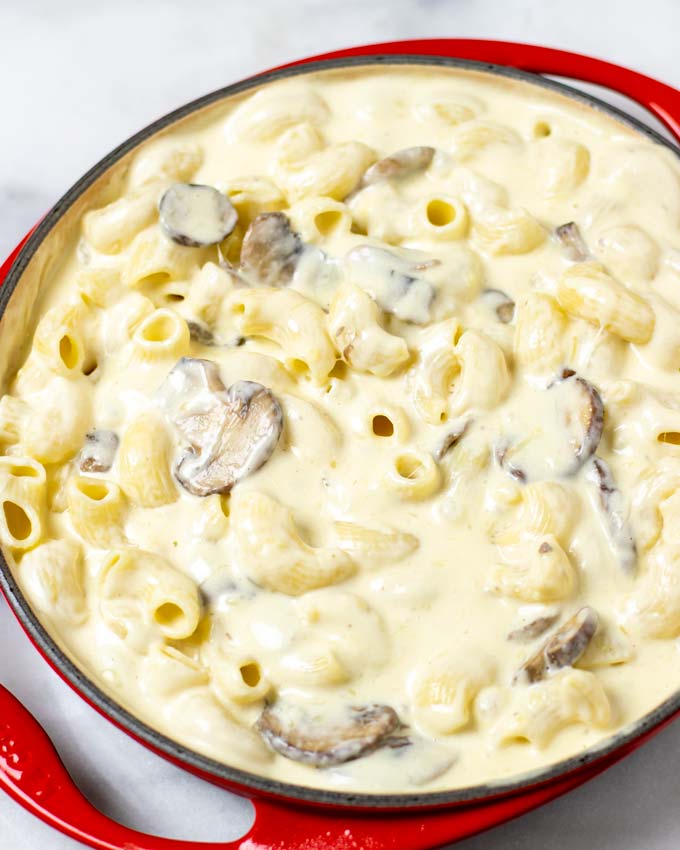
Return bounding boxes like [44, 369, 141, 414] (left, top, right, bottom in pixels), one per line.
[0, 682, 623, 850]
[274, 39, 680, 143]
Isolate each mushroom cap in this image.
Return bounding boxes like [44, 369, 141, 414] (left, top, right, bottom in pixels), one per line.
[239, 212, 303, 287]
[159, 358, 283, 496]
[255, 703, 402, 767]
[159, 183, 238, 247]
[360, 146, 436, 187]
[515, 606, 599, 683]
[78, 429, 119, 473]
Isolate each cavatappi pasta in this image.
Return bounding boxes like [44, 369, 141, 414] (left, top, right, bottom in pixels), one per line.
[3, 64, 680, 794]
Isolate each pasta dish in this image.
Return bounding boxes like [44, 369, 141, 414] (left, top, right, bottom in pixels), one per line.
[2, 65, 680, 793]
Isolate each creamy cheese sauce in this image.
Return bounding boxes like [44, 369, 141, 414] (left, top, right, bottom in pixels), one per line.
[3, 65, 680, 793]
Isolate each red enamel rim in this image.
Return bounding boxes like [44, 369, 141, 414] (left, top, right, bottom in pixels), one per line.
[0, 39, 679, 850]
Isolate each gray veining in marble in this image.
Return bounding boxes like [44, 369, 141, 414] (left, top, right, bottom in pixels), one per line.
[2, 0, 680, 847]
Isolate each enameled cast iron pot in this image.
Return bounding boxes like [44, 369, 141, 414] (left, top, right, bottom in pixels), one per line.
[1, 39, 680, 850]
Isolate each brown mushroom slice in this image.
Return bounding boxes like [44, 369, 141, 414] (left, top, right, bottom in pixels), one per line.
[495, 442, 527, 483]
[256, 703, 401, 767]
[176, 380, 283, 496]
[496, 370, 604, 483]
[515, 606, 599, 684]
[159, 358, 283, 496]
[159, 183, 238, 247]
[239, 212, 303, 287]
[556, 370, 604, 474]
[554, 221, 590, 262]
[346, 245, 435, 324]
[187, 320, 245, 348]
[360, 146, 435, 188]
[78, 430, 119, 473]
[481, 288, 515, 324]
[434, 419, 470, 462]
[586, 456, 637, 574]
[508, 613, 559, 643]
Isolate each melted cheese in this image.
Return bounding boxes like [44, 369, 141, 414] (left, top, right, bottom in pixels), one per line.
[4, 65, 680, 794]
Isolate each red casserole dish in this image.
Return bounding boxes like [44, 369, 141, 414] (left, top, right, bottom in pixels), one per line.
[1, 38, 680, 850]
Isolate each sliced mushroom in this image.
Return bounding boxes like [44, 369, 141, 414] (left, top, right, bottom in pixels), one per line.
[239, 212, 303, 287]
[360, 146, 435, 188]
[495, 443, 527, 483]
[159, 183, 238, 247]
[515, 606, 598, 684]
[508, 613, 559, 643]
[434, 419, 470, 462]
[554, 222, 590, 262]
[497, 370, 604, 483]
[586, 456, 637, 574]
[187, 320, 245, 348]
[346, 245, 435, 324]
[256, 703, 402, 767]
[158, 357, 283, 496]
[481, 288, 515, 324]
[78, 430, 119, 473]
[556, 370, 604, 474]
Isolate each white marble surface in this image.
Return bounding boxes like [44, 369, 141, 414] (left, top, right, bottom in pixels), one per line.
[2, 0, 680, 847]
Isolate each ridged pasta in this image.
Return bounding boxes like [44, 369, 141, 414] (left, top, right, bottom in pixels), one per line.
[494, 669, 611, 748]
[228, 287, 338, 383]
[29, 302, 90, 378]
[513, 292, 567, 378]
[223, 176, 286, 225]
[131, 308, 190, 362]
[21, 377, 92, 465]
[557, 262, 655, 344]
[127, 141, 203, 187]
[448, 330, 510, 418]
[225, 88, 330, 142]
[274, 123, 375, 201]
[385, 450, 442, 500]
[489, 482, 577, 547]
[67, 475, 127, 548]
[274, 644, 348, 687]
[631, 458, 680, 552]
[232, 491, 355, 595]
[622, 544, 680, 638]
[118, 412, 178, 508]
[327, 281, 410, 377]
[122, 226, 208, 290]
[412, 196, 469, 241]
[489, 534, 577, 602]
[287, 196, 352, 244]
[0, 456, 47, 551]
[332, 521, 419, 566]
[76, 267, 121, 308]
[535, 139, 590, 196]
[84, 182, 161, 254]
[410, 654, 494, 734]
[450, 120, 521, 161]
[473, 207, 546, 255]
[98, 548, 201, 646]
[194, 493, 231, 542]
[19, 538, 87, 625]
[207, 649, 273, 705]
[411, 318, 462, 425]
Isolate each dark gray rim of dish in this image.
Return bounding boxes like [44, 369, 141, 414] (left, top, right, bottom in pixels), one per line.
[1, 54, 679, 811]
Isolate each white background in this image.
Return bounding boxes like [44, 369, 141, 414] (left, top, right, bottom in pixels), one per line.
[2, 1, 680, 847]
